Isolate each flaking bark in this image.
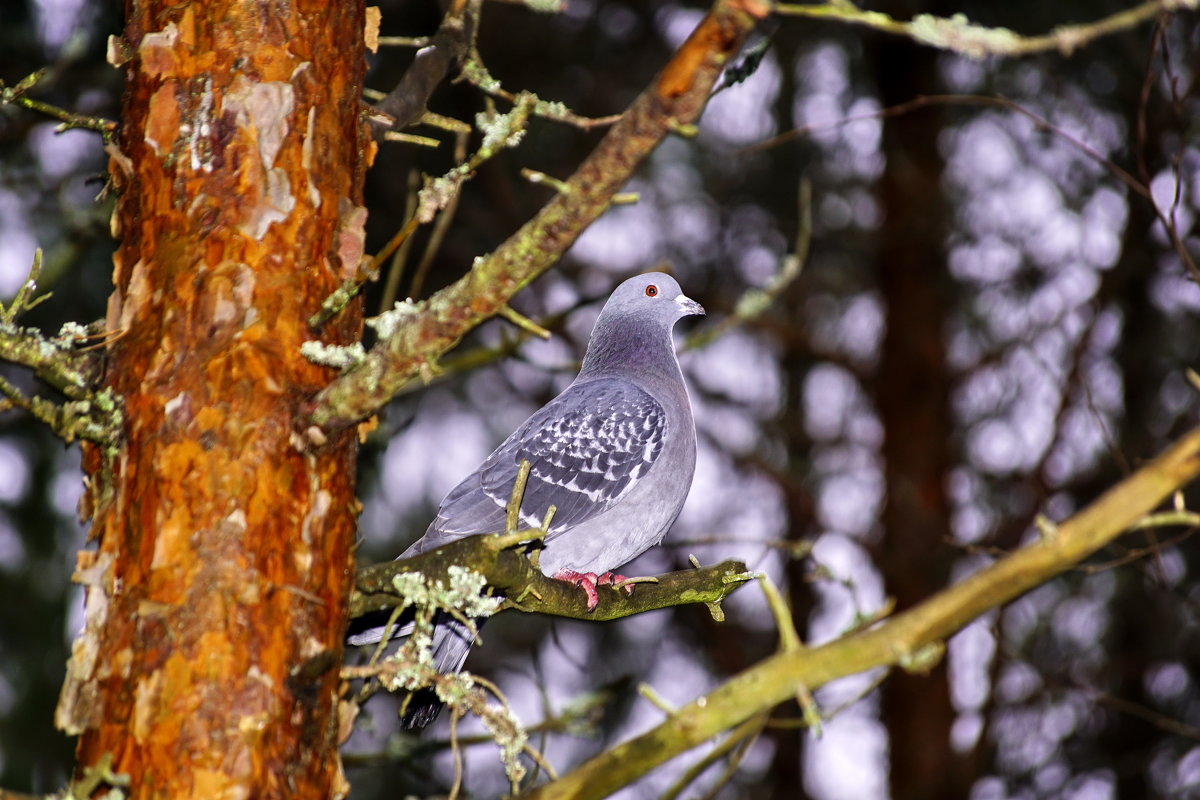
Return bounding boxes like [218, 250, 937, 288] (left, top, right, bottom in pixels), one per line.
[58, 3, 368, 798]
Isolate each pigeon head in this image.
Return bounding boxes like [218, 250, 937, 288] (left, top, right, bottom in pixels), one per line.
[595, 272, 705, 327]
[580, 272, 704, 377]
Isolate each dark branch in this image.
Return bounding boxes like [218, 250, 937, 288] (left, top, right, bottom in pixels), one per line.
[371, 0, 479, 132]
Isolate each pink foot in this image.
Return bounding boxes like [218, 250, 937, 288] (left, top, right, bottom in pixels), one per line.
[553, 570, 635, 611]
[595, 571, 633, 594]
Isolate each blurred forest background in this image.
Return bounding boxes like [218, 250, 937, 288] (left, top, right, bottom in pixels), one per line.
[2, 0, 1199, 798]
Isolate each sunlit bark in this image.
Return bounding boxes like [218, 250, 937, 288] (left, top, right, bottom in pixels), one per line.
[56, 2, 367, 797]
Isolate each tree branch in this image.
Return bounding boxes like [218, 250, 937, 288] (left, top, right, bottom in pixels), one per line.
[518, 425, 1200, 800]
[0, 249, 102, 400]
[0, 323, 101, 401]
[0, 250, 121, 447]
[0, 69, 118, 140]
[371, 0, 480, 132]
[351, 532, 753, 622]
[775, 0, 1195, 59]
[308, 0, 771, 435]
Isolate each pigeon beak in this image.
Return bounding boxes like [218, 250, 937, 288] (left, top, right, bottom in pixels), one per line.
[674, 293, 705, 317]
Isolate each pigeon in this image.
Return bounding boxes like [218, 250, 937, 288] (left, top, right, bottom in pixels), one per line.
[352, 272, 703, 727]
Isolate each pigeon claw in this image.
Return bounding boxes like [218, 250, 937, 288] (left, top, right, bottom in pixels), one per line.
[553, 569, 634, 611]
[596, 571, 633, 594]
[554, 570, 601, 610]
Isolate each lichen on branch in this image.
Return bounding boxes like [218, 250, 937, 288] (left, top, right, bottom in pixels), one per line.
[0, 249, 121, 448]
[774, 0, 1196, 59]
[351, 531, 753, 623]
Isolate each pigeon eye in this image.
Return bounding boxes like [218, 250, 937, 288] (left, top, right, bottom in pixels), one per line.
[645, 285, 658, 297]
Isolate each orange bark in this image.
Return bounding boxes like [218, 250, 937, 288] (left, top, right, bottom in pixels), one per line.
[58, 2, 367, 798]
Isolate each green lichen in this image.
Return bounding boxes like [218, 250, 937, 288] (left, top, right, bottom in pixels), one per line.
[366, 567, 527, 784]
[365, 299, 420, 341]
[461, 59, 502, 94]
[536, 100, 570, 121]
[417, 165, 470, 223]
[300, 340, 366, 371]
[309, 277, 365, 327]
[911, 13, 1020, 59]
[476, 94, 535, 155]
[446, 565, 505, 618]
[524, 0, 565, 13]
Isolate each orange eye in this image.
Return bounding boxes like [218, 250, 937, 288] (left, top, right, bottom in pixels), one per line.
[645, 285, 658, 297]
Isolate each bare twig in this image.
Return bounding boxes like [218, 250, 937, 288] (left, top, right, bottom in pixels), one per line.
[685, 178, 810, 352]
[756, 573, 822, 735]
[379, 170, 422, 313]
[449, 712, 465, 800]
[499, 306, 552, 340]
[409, 124, 471, 299]
[506, 459, 535, 535]
[659, 714, 767, 800]
[0, 69, 118, 141]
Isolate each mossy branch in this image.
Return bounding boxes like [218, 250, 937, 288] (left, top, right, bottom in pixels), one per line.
[775, 0, 1196, 60]
[351, 465, 753, 622]
[0, 322, 100, 402]
[0, 250, 99, 399]
[308, 0, 769, 435]
[352, 535, 752, 622]
[0, 250, 120, 447]
[518, 425, 1200, 800]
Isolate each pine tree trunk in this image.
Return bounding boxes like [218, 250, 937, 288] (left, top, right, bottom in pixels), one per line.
[872, 2, 970, 795]
[56, 2, 367, 797]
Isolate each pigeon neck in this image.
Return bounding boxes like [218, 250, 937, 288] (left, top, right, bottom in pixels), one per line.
[579, 316, 682, 384]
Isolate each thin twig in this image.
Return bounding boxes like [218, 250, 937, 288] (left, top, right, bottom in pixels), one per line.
[506, 459, 534, 535]
[499, 306, 552, 339]
[756, 573, 822, 734]
[380, 170, 422, 313]
[659, 714, 767, 800]
[1, 70, 118, 141]
[449, 711, 465, 800]
[410, 126, 471, 299]
[685, 178, 809, 352]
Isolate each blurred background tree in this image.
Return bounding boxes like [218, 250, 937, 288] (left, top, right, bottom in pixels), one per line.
[1, 0, 1198, 798]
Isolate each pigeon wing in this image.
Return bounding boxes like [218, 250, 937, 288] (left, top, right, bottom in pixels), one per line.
[429, 379, 667, 539]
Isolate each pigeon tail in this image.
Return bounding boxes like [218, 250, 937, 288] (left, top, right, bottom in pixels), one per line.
[399, 614, 476, 729]
[345, 609, 478, 729]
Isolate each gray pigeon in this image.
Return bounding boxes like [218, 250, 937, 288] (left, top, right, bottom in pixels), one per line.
[354, 272, 703, 727]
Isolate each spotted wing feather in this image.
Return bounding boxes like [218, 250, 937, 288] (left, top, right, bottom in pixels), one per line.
[426, 379, 666, 542]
